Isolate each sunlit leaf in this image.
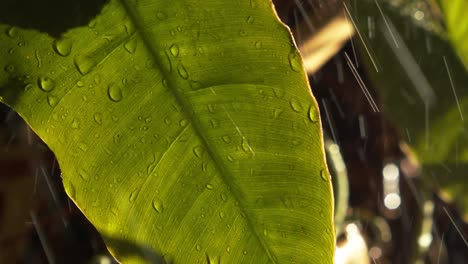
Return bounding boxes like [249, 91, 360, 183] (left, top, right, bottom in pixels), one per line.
[0, 0, 334, 262]
[438, 0, 468, 68]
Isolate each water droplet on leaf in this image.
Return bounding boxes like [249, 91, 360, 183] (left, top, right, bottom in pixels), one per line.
[124, 38, 137, 54]
[308, 104, 318, 122]
[289, 97, 303, 112]
[241, 137, 251, 153]
[255, 41, 262, 49]
[6, 27, 18, 38]
[273, 109, 283, 118]
[74, 55, 96, 75]
[53, 38, 73, 57]
[288, 49, 302, 72]
[71, 119, 80, 129]
[66, 181, 76, 199]
[76, 80, 85, 87]
[152, 198, 163, 213]
[207, 104, 216, 113]
[222, 135, 231, 143]
[193, 145, 204, 159]
[220, 193, 227, 201]
[38, 76, 56, 92]
[108, 83, 123, 102]
[210, 119, 219, 128]
[4, 65, 15, 73]
[177, 64, 189, 79]
[47, 95, 57, 107]
[93, 112, 103, 124]
[320, 169, 329, 182]
[169, 44, 179, 57]
[156, 12, 167, 20]
[78, 169, 89, 181]
[129, 189, 138, 203]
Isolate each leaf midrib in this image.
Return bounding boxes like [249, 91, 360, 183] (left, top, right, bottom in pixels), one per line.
[117, 0, 277, 261]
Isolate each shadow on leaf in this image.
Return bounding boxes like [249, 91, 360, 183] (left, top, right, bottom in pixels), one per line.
[103, 235, 168, 264]
[0, 0, 109, 37]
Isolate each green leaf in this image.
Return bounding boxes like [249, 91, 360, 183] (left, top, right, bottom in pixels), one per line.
[0, 0, 334, 263]
[438, 0, 468, 68]
[350, 0, 468, 215]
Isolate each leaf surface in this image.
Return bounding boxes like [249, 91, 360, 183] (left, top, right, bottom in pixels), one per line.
[439, 0, 468, 68]
[0, 0, 334, 263]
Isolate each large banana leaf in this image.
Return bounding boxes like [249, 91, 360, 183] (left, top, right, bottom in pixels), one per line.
[0, 0, 334, 263]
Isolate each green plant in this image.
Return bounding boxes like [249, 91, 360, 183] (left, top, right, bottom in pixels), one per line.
[3, 0, 468, 263]
[0, 0, 334, 263]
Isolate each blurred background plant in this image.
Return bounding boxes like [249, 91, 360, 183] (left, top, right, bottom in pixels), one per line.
[1, 0, 467, 263]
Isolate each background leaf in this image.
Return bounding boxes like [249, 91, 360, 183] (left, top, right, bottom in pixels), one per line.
[438, 0, 468, 68]
[0, 0, 334, 263]
[349, 0, 468, 217]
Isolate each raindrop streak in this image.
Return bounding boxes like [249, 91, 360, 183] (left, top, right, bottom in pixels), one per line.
[177, 64, 189, 79]
[308, 104, 318, 122]
[289, 97, 303, 112]
[108, 84, 123, 102]
[152, 199, 163, 213]
[53, 38, 73, 57]
[169, 44, 179, 57]
[442, 206, 468, 247]
[38, 77, 56, 92]
[443, 56, 464, 121]
[124, 38, 137, 54]
[320, 169, 329, 182]
[74, 55, 96, 75]
[288, 50, 302, 73]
